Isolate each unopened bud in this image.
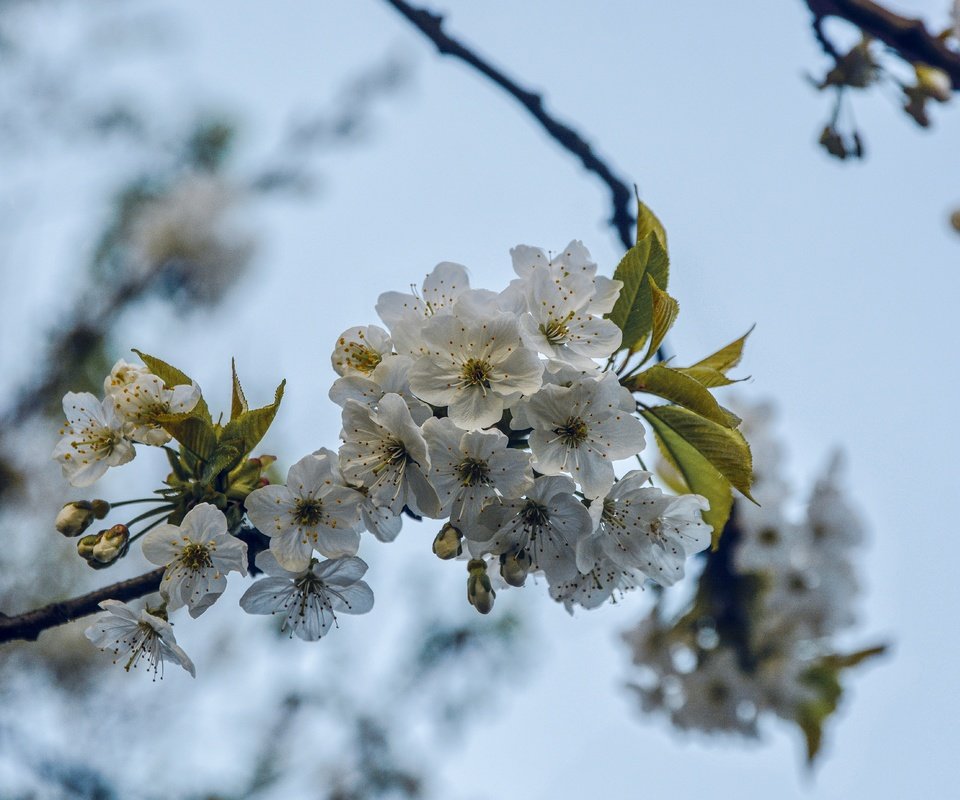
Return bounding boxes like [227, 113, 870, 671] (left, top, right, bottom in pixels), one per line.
[818, 125, 846, 160]
[950, 209, 960, 234]
[79, 524, 129, 568]
[915, 65, 951, 103]
[56, 501, 96, 537]
[500, 549, 532, 587]
[432, 523, 463, 560]
[466, 558, 495, 614]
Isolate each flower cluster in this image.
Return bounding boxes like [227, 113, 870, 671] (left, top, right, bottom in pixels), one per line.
[622, 401, 884, 762]
[53, 359, 200, 487]
[245, 243, 712, 618]
[52, 220, 746, 677]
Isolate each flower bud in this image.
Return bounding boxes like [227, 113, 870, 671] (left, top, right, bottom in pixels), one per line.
[915, 65, 951, 103]
[499, 548, 532, 587]
[432, 523, 463, 560]
[78, 524, 129, 568]
[55, 501, 95, 537]
[950, 210, 960, 233]
[466, 558, 495, 614]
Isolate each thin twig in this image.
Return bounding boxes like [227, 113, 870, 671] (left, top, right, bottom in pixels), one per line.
[0, 568, 164, 644]
[381, 0, 635, 250]
[805, 0, 960, 89]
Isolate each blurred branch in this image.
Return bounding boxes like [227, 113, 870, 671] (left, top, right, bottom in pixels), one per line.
[805, 0, 960, 88]
[382, 0, 635, 250]
[0, 567, 163, 644]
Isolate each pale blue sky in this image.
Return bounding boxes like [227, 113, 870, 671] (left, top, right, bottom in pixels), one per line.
[2, 1, 958, 798]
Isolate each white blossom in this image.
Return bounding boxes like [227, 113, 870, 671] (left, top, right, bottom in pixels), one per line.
[85, 600, 195, 678]
[52, 392, 136, 487]
[240, 550, 374, 640]
[329, 354, 431, 425]
[245, 452, 362, 571]
[331, 325, 394, 377]
[407, 309, 543, 430]
[141, 503, 248, 617]
[103, 359, 149, 398]
[111, 373, 201, 446]
[579, 470, 711, 586]
[670, 649, 760, 737]
[502, 243, 623, 368]
[376, 261, 473, 355]
[475, 475, 591, 583]
[520, 373, 646, 499]
[421, 417, 533, 537]
[338, 393, 440, 517]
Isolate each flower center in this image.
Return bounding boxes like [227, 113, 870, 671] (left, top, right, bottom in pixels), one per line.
[456, 457, 491, 487]
[179, 541, 213, 571]
[346, 344, 382, 374]
[293, 498, 325, 527]
[540, 314, 573, 345]
[520, 500, 549, 528]
[554, 416, 589, 447]
[460, 358, 492, 388]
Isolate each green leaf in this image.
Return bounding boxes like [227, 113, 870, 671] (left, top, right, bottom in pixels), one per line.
[823, 644, 888, 670]
[218, 379, 285, 463]
[644, 405, 753, 499]
[156, 412, 218, 461]
[201, 442, 244, 484]
[132, 349, 211, 422]
[689, 326, 754, 374]
[230, 358, 248, 421]
[640, 276, 679, 364]
[607, 234, 670, 353]
[672, 366, 742, 388]
[635, 194, 668, 251]
[629, 365, 740, 428]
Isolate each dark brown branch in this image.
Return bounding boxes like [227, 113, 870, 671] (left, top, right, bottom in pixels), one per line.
[382, 0, 635, 250]
[0, 567, 164, 644]
[805, 0, 960, 89]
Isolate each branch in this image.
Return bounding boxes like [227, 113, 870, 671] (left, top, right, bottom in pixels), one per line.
[0, 567, 164, 644]
[381, 0, 635, 250]
[805, 0, 960, 88]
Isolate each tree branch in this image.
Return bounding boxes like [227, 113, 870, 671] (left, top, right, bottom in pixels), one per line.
[805, 0, 960, 88]
[381, 0, 635, 250]
[0, 567, 164, 644]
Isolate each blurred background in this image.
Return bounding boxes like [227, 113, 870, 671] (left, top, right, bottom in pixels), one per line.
[0, 1, 957, 798]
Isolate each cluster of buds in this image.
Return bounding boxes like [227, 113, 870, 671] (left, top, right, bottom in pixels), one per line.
[622, 401, 884, 763]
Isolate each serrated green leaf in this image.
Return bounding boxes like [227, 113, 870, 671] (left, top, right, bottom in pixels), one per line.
[218, 379, 285, 463]
[635, 194, 668, 252]
[629, 365, 740, 428]
[201, 442, 243, 484]
[156, 412, 218, 461]
[640, 276, 679, 365]
[230, 358, 248, 421]
[644, 405, 754, 500]
[673, 366, 741, 388]
[689, 326, 754, 374]
[607, 234, 670, 353]
[132, 349, 211, 422]
[643, 409, 734, 544]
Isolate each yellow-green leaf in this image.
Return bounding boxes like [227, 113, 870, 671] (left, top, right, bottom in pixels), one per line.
[629, 365, 740, 428]
[673, 366, 741, 388]
[230, 358, 248, 421]
[645, 409, 734, 545]
[635, 194, 668, 252]
[823, 644, 888, 670]
[689, 326, 754, 374]
[156, 412, 218, 461]
[219, 379, 285, 461]
[641, 276, 679, 365]
[644, 405, 753, 499]
[132, 349, 210, 422]
[607, 234, 670, 353]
